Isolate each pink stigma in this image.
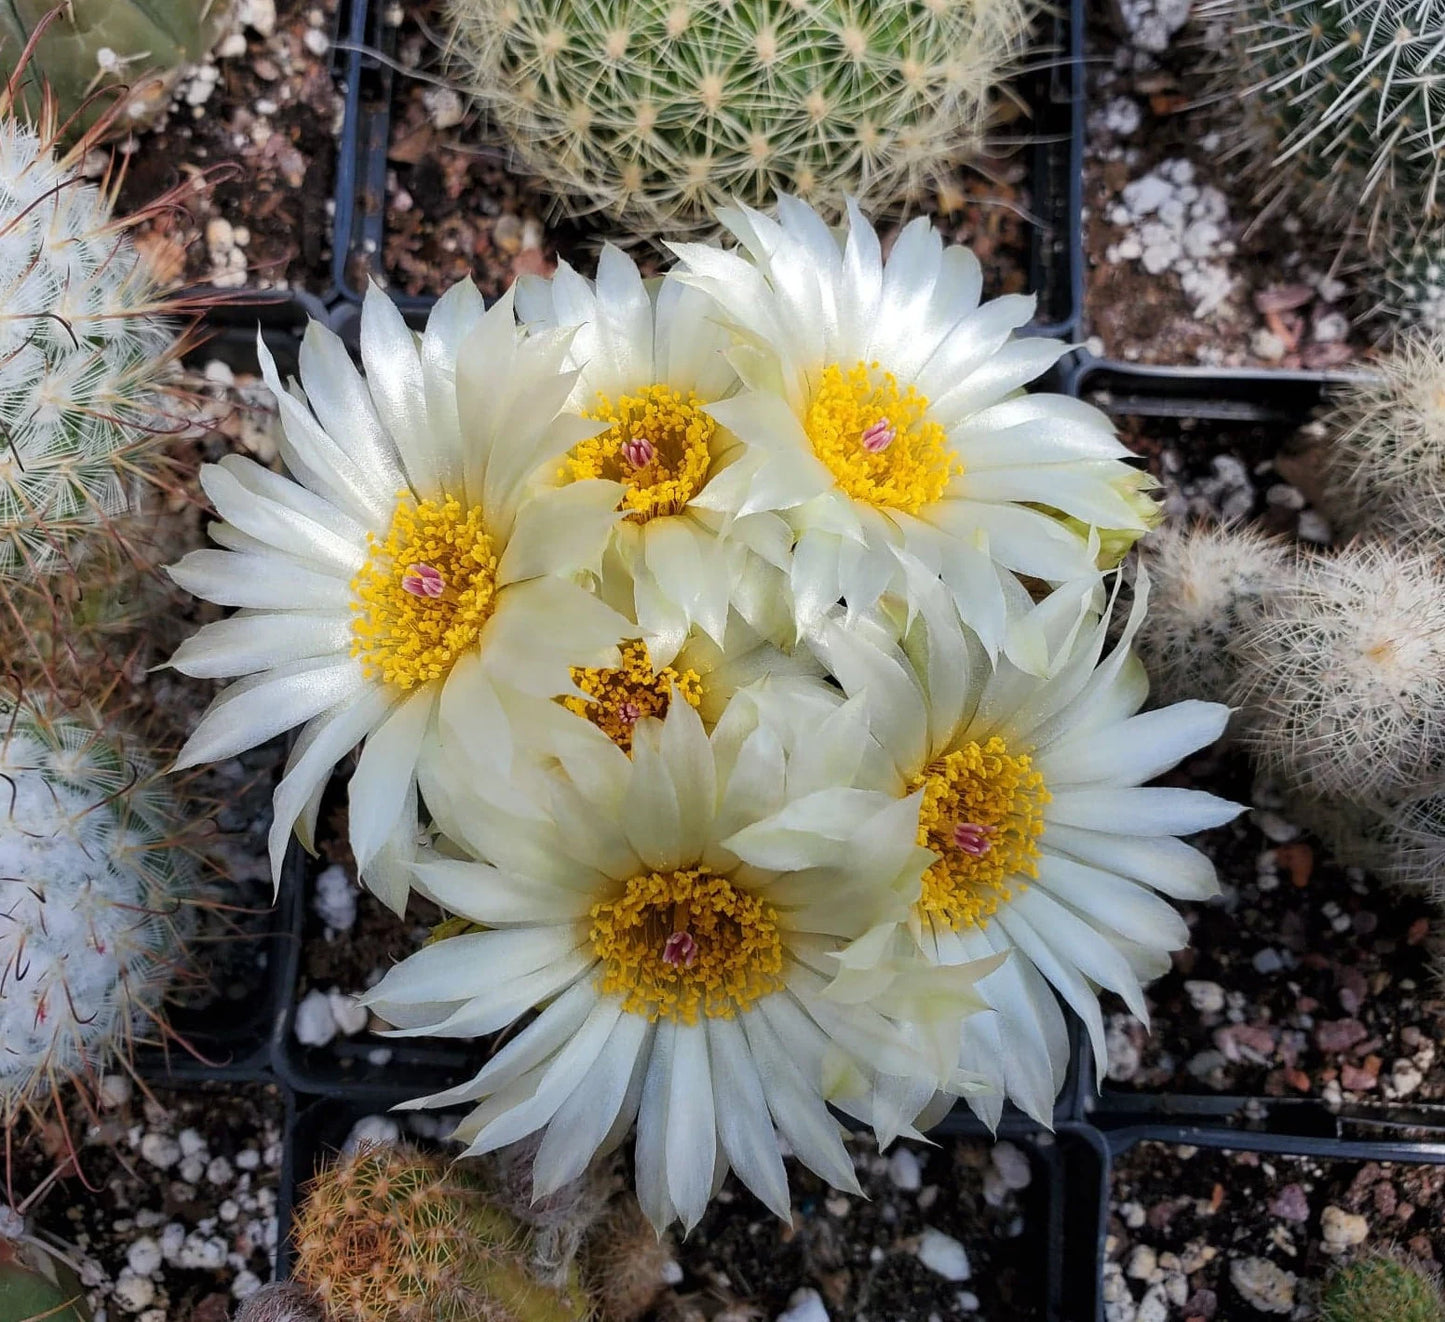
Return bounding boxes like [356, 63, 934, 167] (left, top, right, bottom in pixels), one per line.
[401, 563, 445, 598]
[952, 822, 996, 857]
[662, 931, 698, 969]
[621, 437, 656, 469]
[861, 419, 896, 453]
[618, 700, 643, 726]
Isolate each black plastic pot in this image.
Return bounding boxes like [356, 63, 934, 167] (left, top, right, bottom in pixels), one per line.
[1095, 1124, 1445, 1322]
[329, 0, 1085, 338]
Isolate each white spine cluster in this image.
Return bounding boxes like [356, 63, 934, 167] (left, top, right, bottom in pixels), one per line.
[1228, 543, 1445, 805]
[0, 115, 183, 577]
[1319, 331, 1445, 541]
[1387, 235, 1445, 334]
[0, 702, 194, 1115]
[1379, 793, 1445, 894]
[1134, 521, 1294, 706]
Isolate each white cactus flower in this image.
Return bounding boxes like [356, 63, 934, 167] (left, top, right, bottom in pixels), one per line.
[806, 564, 1241, 1126]
[365, 697, 1000, 1234]
[166, 283, 630, 910]
[670, 197, 1157, 675]
[515, 246, 794, 667]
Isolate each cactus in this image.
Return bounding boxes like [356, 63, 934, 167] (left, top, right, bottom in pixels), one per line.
[1210, 0, 1445, 246]
[0, 1221, 90, 1322]
[1317, 330, 1445, 542]
[1377, 793, 1445, 894]
[1319, 1250, 1445, 1322]
[0, 93, 198, 580]
[582, 1199, 673, 1322]
[443, 0, 1037, 234]
[0, 696, 196, 1122]
[1227, 542, 1445, 805]
[231, 1284, 326, 1322]
[290, 1143, 591, 1322]
[1134, 521, 1294, 707]
[0, 1, 232, 137]
[1386, 233, 1445, 334]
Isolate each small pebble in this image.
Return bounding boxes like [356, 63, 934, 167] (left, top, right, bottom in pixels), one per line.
[294, 988, 337, 1047]
[1321, 1205, 1369, 1252]
[139, 1133, 181, 1170]
[313, 865, 357, 933]
[125, 1236, 162, 1277]
[917, 1228, 971, 1282]
[1228, 1257, 1296, 1314]
[888, 1147, 922, 1191]
[990, 1141, 1031, 1191]
[775, 1288, 829, 1322]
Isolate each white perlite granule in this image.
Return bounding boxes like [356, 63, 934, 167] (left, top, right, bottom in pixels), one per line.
[1106, 158, 1236, 318]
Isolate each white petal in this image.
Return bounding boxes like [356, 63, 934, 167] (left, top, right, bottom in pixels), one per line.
[174, 656, 367, 770]
[360, 282, 439, 497]
[267, 686, 394, 887]
[167, 612, 351, 678]
[495, 479, 623, 587]
[533, 1010, 651, 1198]
[706, 1016, 791, 1220]
[1045, 787, 1243, 836]
[1037, 702, 1230, 788]
[168, 549, 353, 611]
[348, 688, 434, 871]
[298, 316, 408, 495]
[665, 1020, 717, 1231]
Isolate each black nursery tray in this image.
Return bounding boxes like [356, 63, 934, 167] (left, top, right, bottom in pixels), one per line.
[135, 295, 327, 1083]
[329, 0, 1084, 338]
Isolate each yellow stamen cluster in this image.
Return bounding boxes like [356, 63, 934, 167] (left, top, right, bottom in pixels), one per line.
[805, 361, 957, 514]
[590, 867, 784, 1022]
[351, 494, 499, 691]
[562, 639, 703, 752]
[911, 737, 1050, 931]
[568, 383, 715, 522]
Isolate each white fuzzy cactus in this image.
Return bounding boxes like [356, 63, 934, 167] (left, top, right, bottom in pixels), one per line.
[0, 699, 194, 1117]
[1228, 542, 1445, 805]
[1318, 330, 1445, 542]
[0, 105, 191, 578]
[1134, 521, 1295, 707]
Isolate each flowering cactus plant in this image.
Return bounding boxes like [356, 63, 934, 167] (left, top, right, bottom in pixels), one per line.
[169, 196, 1239, 1232]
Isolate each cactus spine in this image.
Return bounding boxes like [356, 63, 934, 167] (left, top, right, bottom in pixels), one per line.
[1317, 330, 1445, 543]
[0, 1, 232, 136]
[291, 1144, 591, 1322]
[0, 697, 195, 1121]
[1211, 0, 1445, 248]
[1386, 233, 1445, 335]
[443, 0, 1037, 234]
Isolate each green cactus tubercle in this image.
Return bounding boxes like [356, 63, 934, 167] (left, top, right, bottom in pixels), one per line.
[1319, 1252, 1445, 1322]
[444, 0, 1037, 233]
[0, 0, 231, 134]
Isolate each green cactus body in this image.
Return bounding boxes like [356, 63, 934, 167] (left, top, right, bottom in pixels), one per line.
[1218, 0, 1445, 246]
[0, 109, 189, 578]
[1320, 1252, 1445, 1322]
[0, 0, 231, 135]
[0, 699, 195, 1119]
[0, 1243, 91, 1322]
[445, 0, 1036, 233]
[292, 1144, 590, 1322]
